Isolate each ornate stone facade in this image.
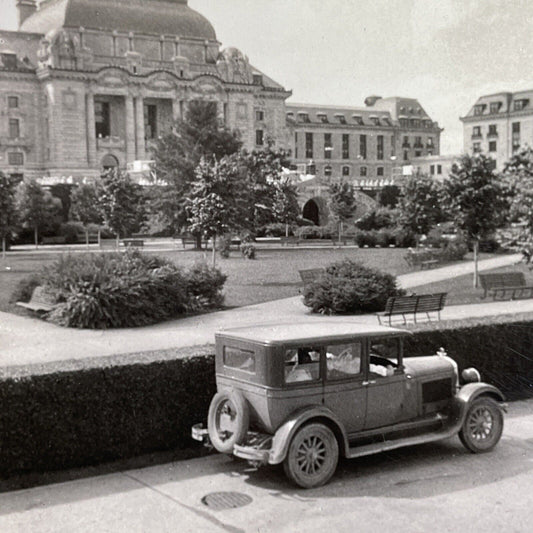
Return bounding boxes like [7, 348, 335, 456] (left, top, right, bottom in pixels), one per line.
[0, 0, 291, 181]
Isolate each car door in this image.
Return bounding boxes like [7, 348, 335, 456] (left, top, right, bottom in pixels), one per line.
[323, 341, 367, 433]
[363, 337, 411, 430]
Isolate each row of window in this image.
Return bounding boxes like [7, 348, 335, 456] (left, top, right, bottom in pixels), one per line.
[474, 99, 529, 115]
[294, 132, 434, 160]
[290, 112, 434, 129]
[321, 165, 386, 178]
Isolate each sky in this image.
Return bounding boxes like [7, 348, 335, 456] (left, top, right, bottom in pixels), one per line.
[1, 0, 533, 153]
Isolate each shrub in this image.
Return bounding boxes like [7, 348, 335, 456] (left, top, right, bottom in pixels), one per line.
[439, 240, 468, 261]
[479, 238, 501, 253]
[261, 223, 292, 237]
[353, 230, 377, 247]
[14, 251, 227, 328]
[240, 243, 256, 260]
[356, 208, 399, 231]
[303, 259, 405, 314]
[185, 262, 227, 309]
[391, 227, 417, 248]
[59, 222, 85, 243]
[297, 226, 322, 239]
[296, 217, 315, 227]
[217, 236, 231, 258]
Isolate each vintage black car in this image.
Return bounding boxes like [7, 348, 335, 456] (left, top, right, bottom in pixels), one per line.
[192, 322, 505, 488]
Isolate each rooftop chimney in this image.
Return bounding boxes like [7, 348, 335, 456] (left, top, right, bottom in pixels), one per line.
[17, 0, 37, 28]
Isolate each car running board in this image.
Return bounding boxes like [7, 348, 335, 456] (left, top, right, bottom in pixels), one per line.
[345, 417, 460, 459]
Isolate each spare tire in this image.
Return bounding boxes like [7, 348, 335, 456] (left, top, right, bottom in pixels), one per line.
[207, 390, 249, 454]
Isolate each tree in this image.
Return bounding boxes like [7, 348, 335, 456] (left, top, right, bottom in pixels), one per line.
[443, 154, 510, 287]
[329, 181, 357, 242]
[271, 180, 300, 236]
[502, 147, 533, 236]
[397, 173, 442, 246]
[152, 100, 242, 237]
[70, 183, 103, 247]
[16, 180, 60, 248]
[236, 144, 296, 232]
[0, 172, 18, 259]
[98, 170, 145, 246]
[186, 157, 244, 266]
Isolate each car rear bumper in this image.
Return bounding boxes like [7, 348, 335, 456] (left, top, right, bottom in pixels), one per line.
[191, 423, 273, 465]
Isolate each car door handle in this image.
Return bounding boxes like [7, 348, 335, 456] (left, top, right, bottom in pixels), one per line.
[362, 380, 377, 386]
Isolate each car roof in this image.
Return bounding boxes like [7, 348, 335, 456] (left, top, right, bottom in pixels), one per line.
[216, 321, 409, 346]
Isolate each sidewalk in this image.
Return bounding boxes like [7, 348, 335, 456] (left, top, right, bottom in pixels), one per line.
[0, 253, 527, 368]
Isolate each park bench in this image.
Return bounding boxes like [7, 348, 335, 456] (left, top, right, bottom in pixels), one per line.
[479, 272, 533, 300]
[121, 238, 144, 248]
[16, 286, 57, 313]
[404, 248, 441, 270]
[173, 235, 202, 249]
[376, 292, 447, 325]
[299, 268, 326, 288]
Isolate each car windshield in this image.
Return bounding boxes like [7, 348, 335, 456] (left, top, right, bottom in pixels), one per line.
[369, 338, 400, 377]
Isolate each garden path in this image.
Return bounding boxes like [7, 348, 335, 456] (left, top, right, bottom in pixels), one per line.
[0, 253, 526, 368]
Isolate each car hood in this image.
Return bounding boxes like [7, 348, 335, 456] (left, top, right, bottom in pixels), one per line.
[404, 356, 455, 378]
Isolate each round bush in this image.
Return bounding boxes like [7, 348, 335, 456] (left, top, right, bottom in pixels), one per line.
[303, 259, 405, 315]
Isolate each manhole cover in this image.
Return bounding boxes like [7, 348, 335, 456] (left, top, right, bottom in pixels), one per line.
[201, 492, 253, 511]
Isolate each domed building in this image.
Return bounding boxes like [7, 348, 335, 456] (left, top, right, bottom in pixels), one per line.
[0, 0, 291, 181]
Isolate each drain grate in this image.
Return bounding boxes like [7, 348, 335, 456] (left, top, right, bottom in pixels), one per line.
[201, 492, 253, 511]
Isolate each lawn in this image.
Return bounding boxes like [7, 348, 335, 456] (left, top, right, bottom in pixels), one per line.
[0, 246, 413, 314]
[0, 245, 508, 315]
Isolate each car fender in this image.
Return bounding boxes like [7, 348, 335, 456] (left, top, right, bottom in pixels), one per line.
[457, 382, 505, 404]
[268, 406, 349, 465]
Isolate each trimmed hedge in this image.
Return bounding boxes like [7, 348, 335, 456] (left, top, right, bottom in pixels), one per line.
[0, 319, 532, 478]
[0, 350, 215, 477]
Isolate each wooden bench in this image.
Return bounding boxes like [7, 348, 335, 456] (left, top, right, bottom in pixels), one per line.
[16, 286, 57, 312]
[479, 272, 533, 300]
[376, 293, 447, 325]
[121, 238, 144, 248]
[299, 268, 326, 288]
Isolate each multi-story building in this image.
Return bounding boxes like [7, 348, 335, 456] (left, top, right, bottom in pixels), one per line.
[287, 96, 442, 186]
[0, 0, 290, 182]
[461, 89, 533, 171]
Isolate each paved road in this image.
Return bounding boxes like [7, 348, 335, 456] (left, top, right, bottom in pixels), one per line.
[0, 254, 527, 368]
[1, 400, 532, 533]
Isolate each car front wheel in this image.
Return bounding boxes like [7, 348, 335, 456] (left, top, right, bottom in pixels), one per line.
[459, 397, 504, 453]
[283, 423, 339, 489]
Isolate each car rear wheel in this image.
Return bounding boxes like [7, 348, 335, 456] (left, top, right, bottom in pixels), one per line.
[459, 397, 503, 453]
[283, 423, 339, 489]
[207, 390, 249, 454]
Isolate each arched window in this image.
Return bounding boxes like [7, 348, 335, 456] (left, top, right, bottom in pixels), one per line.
[101, 153, 119, 171]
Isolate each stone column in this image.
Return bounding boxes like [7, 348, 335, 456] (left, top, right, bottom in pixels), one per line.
[135, 95, 146, 160]
[125, 94, 136, 163]
[86, 92, 97, 167]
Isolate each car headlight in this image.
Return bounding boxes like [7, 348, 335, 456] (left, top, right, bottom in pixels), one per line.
[462, 367, 481, 383]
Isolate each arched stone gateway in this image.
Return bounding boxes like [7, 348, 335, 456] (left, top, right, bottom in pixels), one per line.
[301, 196, 329, 226]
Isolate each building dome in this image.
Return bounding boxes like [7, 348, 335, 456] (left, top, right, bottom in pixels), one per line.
[21, 0, 217, 41]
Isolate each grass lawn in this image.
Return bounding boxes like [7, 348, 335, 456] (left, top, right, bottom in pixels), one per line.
[0, 247, 413, 314]
[411, 261, 533, 306]
[0, 246, 510, 316]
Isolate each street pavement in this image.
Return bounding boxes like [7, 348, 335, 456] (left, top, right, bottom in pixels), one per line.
[1, 399, 532, 532]
[0, 253, 528, 368]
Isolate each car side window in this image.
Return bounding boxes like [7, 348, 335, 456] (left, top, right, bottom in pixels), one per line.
[285, 347, 321, 383]
[369, 338, 400, 378]
[326, 343, 362, 380]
